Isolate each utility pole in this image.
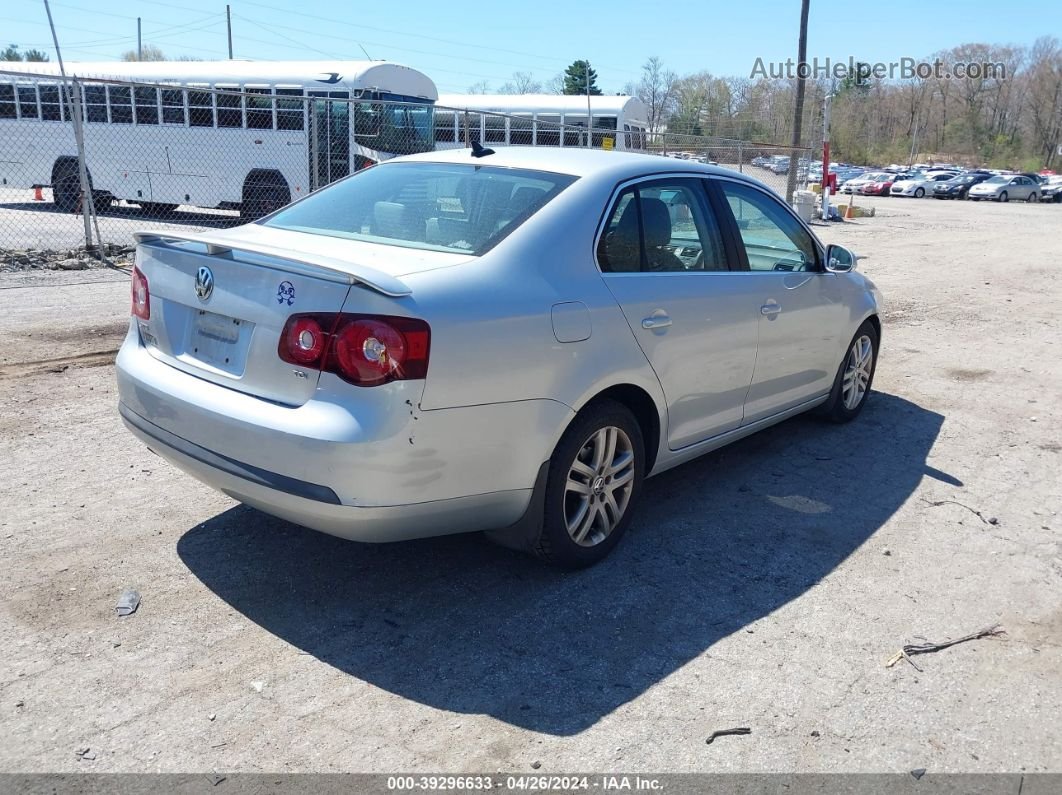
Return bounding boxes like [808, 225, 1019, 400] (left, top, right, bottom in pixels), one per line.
[585, 60, 592, 148]
[226, 5, 233, 59]
[137, 17, 142, 61]
[821, 93, 833, 220]
[784, 0, 811, 204]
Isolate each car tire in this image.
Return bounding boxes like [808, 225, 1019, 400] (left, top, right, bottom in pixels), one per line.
[818, 321, 879, 423]
[914, 187, 925, 198]
[999, 191, 1008, 203]
[1028, 193, 1039, 203]
[534, 400, 645, 569]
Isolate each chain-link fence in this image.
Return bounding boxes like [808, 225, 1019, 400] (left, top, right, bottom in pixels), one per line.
[0, 69, 811, 262]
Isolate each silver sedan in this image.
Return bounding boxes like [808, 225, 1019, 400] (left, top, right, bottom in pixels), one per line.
[967, 174, 1042, 202]
[117, 147, 882, 567]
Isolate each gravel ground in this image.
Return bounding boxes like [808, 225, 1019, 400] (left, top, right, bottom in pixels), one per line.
[0, 195, 1059, 774]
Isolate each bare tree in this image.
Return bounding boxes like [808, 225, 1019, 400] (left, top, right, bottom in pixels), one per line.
[544, 73, 565, 94]
[498, 72, 542, 95]
[637, 56, 678, 135]
[121, 44, 166, 61]
[466, 80, 491, 95]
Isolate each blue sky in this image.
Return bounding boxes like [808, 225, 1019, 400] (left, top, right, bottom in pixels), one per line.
[4, 0, 1059, 93]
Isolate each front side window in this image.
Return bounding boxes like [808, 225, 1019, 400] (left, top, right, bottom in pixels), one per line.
[597, 179, 729, 273]
[718, 181, 818, 272]
[264, 163, 577, 255]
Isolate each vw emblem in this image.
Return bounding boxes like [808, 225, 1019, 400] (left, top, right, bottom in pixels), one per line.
[194, 266, 214, 302]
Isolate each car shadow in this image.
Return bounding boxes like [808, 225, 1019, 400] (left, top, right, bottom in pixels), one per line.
[177, 392, 944, 736]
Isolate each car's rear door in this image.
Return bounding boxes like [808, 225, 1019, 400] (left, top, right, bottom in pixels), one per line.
[597, 176, 761, 449]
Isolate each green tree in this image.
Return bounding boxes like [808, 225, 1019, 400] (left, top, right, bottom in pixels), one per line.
[1, 44, 49, 62]
[563, 60, 601, 95]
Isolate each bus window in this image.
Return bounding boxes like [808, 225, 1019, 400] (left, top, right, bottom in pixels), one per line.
[510, 115, 532, 145]
[188, 89, 213, 127]
[109, 86, 133, 124]
[434, 110, 456, 143]
[537, 115, 560, 146]
[39, 85, 62, 121]
[246, 88, 273, 130]
[17, 86, 39, 120]
[484, 113, 505, 143]
[0, 84, 15, 119]
[563, 115, 587, 147]
[276, 88, 303, 130]
[161, 89, 185, 124]
[134, 86, 159, 125]
[215, 86, 242, 128]
[84, 85, 107, 123]
[592, 115, 616, 147]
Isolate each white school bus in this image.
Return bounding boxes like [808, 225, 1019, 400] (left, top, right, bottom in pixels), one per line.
[434, 94, 649, 152]
[0, 60, 438, 217]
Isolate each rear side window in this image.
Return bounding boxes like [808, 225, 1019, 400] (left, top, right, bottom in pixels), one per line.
[598, 178, 729, 273]
[265, 163, 577, 255]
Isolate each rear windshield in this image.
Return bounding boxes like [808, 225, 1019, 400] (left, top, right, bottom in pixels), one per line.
[264, 162, 577, 255]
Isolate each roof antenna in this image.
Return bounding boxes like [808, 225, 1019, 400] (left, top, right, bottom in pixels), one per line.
[471, 140, 495, 158]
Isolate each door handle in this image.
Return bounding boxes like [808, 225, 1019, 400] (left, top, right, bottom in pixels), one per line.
[760, 303, 781, 316]
[641, 314, 672, 329]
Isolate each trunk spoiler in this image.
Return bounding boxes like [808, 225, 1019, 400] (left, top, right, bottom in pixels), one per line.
[133, 230, 412, 298]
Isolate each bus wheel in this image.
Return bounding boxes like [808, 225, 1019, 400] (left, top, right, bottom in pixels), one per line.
[240, 171, 291, 220]
[52, 161, 81, 212]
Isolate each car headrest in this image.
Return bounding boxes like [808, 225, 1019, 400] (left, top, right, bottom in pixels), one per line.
[640, 197, 672, 247]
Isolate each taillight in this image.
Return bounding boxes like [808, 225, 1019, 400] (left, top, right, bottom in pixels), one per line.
[131, 265, 150, 320]
[278, 313, 430, 387]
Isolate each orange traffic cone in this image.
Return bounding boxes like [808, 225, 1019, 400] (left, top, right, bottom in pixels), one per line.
[32, 185, 44, 201]
[844, 203, 855, 219]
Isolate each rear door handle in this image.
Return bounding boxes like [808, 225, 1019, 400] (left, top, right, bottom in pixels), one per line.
[641, 314, 672, 329]
[760, 303, 781, 316]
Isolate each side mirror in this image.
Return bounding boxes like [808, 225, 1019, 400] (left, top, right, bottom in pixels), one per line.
[825, 243, 856, 273]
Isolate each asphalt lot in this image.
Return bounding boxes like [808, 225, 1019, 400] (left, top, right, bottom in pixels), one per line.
[0, 195, 1060, 773]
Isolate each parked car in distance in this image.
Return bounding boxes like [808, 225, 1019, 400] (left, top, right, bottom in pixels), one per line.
[932, 172, 992, 199]
[115, 147, 882, 568]
[890, 172, 958, 197]
[861, 174, 900, 195]
[841, 172, 890, 194]
[968, 174, 1041, 202]
[1041, 175, 1062, 203]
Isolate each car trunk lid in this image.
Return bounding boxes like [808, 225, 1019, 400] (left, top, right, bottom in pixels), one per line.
[132, 229, 416, 407]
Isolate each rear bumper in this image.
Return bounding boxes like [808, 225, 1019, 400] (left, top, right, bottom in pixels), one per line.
[121, 404, 532, 541]
[116, 328, 574, 541]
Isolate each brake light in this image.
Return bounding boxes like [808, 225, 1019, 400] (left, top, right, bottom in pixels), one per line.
[278, 313, 430, 386]
[131, 265, 150, 320]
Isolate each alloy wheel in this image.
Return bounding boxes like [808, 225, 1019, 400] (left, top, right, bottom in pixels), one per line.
[564, 426, 636, 547]
[842, 335, 874, 410]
